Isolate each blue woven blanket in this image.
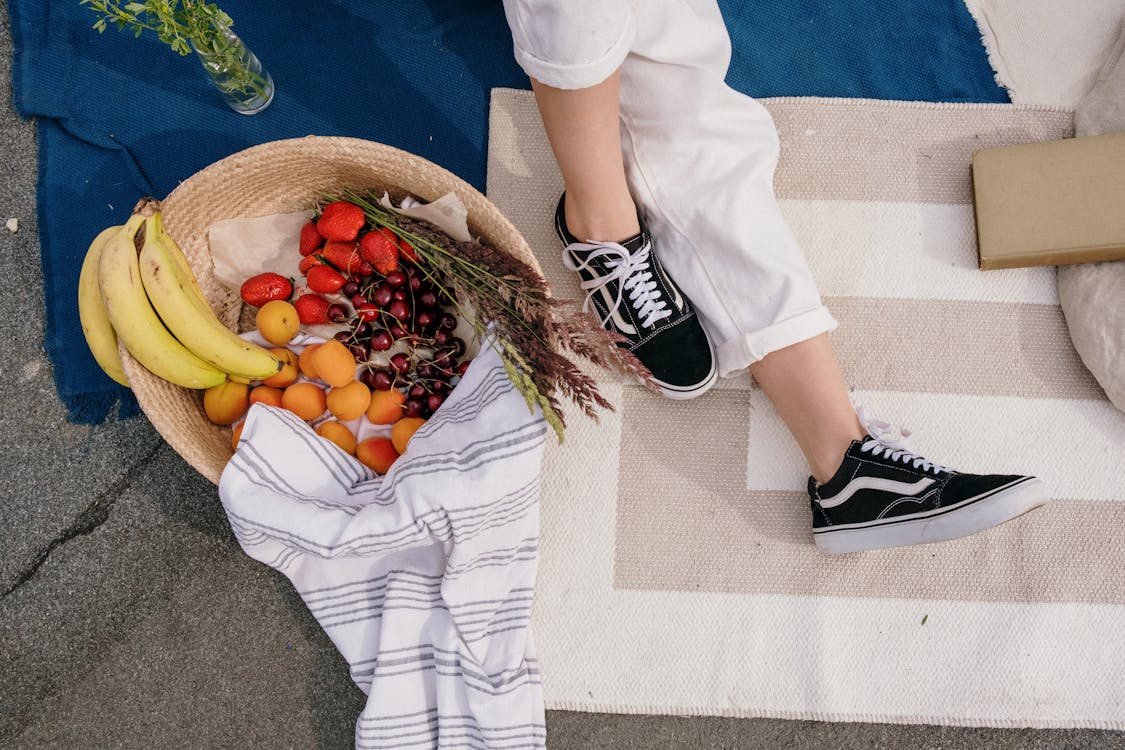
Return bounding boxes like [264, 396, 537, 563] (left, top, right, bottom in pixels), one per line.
[10, 0, 1005, 423]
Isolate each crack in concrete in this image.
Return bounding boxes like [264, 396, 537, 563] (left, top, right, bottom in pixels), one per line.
[1, 440, 166, 598]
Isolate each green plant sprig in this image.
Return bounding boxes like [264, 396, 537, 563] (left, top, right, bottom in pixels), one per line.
[80, 0, 272, 101]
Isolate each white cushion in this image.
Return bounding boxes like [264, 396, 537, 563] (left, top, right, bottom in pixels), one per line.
[1058, 261, 1125, 412]
[1059, 15, 1125, 414]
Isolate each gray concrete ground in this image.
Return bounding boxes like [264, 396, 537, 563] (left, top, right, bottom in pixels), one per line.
[2, 5, 1123, 748]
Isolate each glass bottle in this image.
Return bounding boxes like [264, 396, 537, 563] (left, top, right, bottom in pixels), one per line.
[191, 23, 274, 115]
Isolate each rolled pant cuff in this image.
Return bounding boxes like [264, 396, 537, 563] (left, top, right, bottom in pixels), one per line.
[511, 11, 636, 89]
[715, 306, 839, 377]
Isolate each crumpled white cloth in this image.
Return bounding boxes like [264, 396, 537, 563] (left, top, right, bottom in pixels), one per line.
[964, 0, 1125, 107]
[218, 341, 548, 749]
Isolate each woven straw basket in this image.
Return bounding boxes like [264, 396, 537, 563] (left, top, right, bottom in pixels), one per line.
[122, 136, 540, 485]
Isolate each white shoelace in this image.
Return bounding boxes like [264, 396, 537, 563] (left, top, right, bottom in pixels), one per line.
[562, 240, 673, 329]
[854, 399, 949, 475]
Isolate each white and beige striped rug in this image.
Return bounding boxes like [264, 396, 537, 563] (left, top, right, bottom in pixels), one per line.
[486, 89, 1125, 729]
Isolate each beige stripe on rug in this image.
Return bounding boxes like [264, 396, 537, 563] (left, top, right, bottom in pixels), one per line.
[486, 89, 1125, 728]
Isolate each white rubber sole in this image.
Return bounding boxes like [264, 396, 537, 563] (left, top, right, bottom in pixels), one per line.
[648, 335, 720, 401]
[813, 477, 1049, 555]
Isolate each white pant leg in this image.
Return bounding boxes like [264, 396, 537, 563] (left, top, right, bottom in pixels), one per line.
[619, 0, 836, 376]
[501, 0, 636, 89]
[502, 0, 837, 376]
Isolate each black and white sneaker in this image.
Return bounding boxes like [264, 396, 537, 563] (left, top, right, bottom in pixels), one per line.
[554, 194, 717, 399]
[809, 425, 1049, 554]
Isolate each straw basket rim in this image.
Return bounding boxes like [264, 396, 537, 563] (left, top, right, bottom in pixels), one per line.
[120, 135, 539, 485]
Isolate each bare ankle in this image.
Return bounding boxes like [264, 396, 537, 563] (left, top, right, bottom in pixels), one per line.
[810, 422, 867, 484]
[563, 193, 641, 243]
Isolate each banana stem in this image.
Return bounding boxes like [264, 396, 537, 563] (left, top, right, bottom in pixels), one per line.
[132, 196, 160, 218]
[128, 198, 162, 256]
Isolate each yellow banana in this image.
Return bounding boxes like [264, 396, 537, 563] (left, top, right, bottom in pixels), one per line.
[98, 203, 227, 389]
[138, 213, 282, 381]
[148, 210, 218, 315]
[78, 225, 130, 387]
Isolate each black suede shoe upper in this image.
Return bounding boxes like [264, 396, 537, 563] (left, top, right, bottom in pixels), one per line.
[809, 436, 1030, 530]
[554, 194, 716, 393]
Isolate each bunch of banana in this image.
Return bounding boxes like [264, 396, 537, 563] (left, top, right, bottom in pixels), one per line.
[78, 198, 282, 389]
[78, 225, 130, 387]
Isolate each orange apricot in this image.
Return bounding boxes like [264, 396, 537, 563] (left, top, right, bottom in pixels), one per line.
[256, 300, 300, 345]
[203, 380, 250, 425]
[311, 339, 357, 387]
[263, 348, 299, 388]
[281, 382, 327, 421]
[231, 421, 245, 451]
[366, 388, 406, 425]
[298, 343, 322, 379]
[315, 421, 357, 455]
[249, 385, 284, 408]
[356, 437, 399, 475]
[327, 380, 372, 421]
[390, 416, 426, 455]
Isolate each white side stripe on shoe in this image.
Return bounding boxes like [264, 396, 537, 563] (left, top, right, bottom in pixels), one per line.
[595, 284, 638, 336]
[818, 476, 937, 508]
[654, 262, 684, 312]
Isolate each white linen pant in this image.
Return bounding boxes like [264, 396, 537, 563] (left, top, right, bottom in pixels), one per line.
[501, 0, 838, 376]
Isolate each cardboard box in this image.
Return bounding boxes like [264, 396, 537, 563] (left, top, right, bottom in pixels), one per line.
[971, 131, 1125, 270]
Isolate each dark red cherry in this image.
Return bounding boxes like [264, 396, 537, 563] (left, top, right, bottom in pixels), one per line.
[372, 284, 394, 307]
[369, 330, 393, 352]
[385, 270, 407, 288]
[390, 352, 411, 374]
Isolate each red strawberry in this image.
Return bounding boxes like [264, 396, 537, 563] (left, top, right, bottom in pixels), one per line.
[360, 228, 400, 275]
[294, 294, 332, 324]
[299, 253, 330, 275]
[317, 201, 365, 242]
[398, 237, 418, 263]
[239, 272, 292, 307]
[322, 240, 373, 276]
[299, 221, 324, 256]
[306, 264, 346, 294]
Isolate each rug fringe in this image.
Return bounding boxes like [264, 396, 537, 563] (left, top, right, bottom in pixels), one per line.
[962, 0, 1013, 96]
[63, 389, 141, 425]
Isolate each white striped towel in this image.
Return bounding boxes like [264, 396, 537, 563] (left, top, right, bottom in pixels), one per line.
[218, 341, 549, 749]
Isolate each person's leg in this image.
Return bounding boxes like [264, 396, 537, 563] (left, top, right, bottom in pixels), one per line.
[530, 73, 639, 244]
[534, 67, 717, 398]
[749, 334, 865, 483]
[533, 63, 865, 481]
[501, 0, 717, 400]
